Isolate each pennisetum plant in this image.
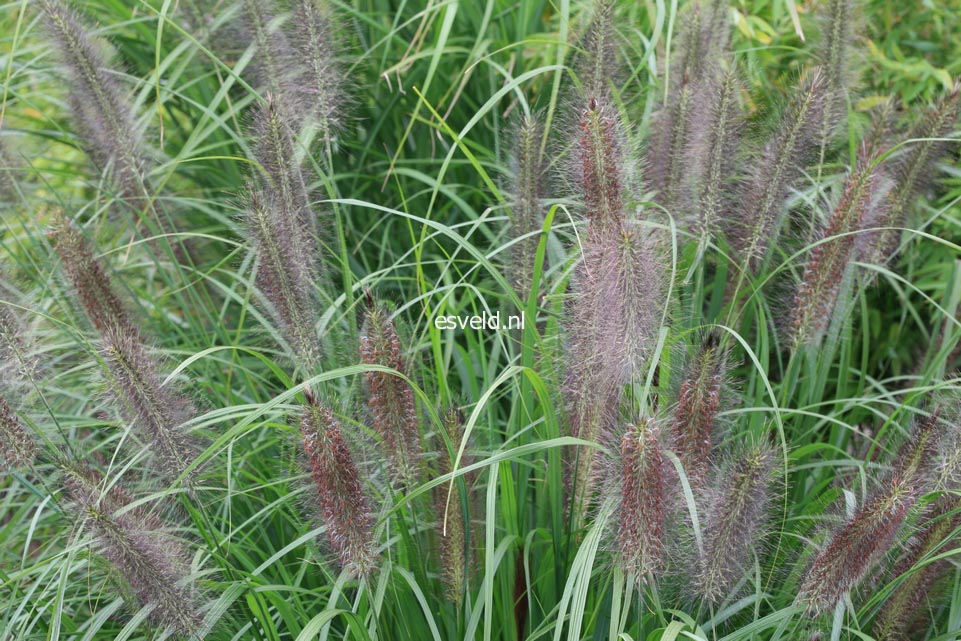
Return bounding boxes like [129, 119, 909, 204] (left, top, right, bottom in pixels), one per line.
[506, 114, 546, 302]
[434, 406, 471, 601]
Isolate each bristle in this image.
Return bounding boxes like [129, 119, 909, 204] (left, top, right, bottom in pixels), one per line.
[797, 474, 918, 615]
[695, 442, 777, 604]
[572, 96, 629, 229]
[873, 495, 960, 640]
[301, 396, 377, 576]
[63, 462, 201, 636]
[241, 0, 304, 119]
[792, 154, 875, 347]
[733, 68, 827, 270]
[616, 420, 671, 578]
[859, 84, 961, 266]
[0, 396, 36, 469]
[576, 0, 620, 101]
[39, 1, 148, 204]
[670, 334, 726, 483]
[99, 326, 198, 487]
[245, 186, 322, 369]
[435, 406, 469, 601]
[507, 114, 546, 300]
[50, 216, 134, 336]
[360, 302, 421, 488]
[290, 0, 343, 141]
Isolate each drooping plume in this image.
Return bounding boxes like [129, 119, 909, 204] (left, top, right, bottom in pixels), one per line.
[290, 0, 343, 141]
[100, 326, 198, 487]
[0, 396, 36, 469]
[695, 442, 777, 604]
[50, 217, 133, 335]
[360, 299, 421, 487]
[733, 68, 827, 270]
[859, 84, 961, 267]
[301, 391, 376, 576]
[434, 406, 470, 601]
[792, 152, 875, 347]
[62, 461, 202, 637]
[798, 474, 916, 615]
[616, 420, 671, 578]
[507, 115, 545, 300]
[670, 333, 726, 483]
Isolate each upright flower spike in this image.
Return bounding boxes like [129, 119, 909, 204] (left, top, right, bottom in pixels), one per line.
[241, 0, 303, 118]
[695, 442, 777, 604]
[434, 406, 469, 601]
[817, 0, 855, 145]
[670, 333, 726, 484]
[616, 420, 671, 578]
[792, 153, 875, 347]
[100, 326, 198, 487]
[573, 97, 630, 230]
[798, 474, 917, 615]
[0, 396, 35, 469]
[873, 495, 961, 641]
[291, 0, 343, 141]
[860, 84, 961, 266]
[734, 68, 827, 270]
[301, 391, 376, 576]
[576, 0, 620, 102]
[360, 299, 421, 487]
[507, 115, 545, 300]
[245, 186, 322, 370]
[63, 462, 202, 637]
[50, 217, 133, 336]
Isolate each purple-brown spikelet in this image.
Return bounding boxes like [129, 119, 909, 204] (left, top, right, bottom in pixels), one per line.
[734, 68, 827, 270]
[797, 474, 918, 615]
[50, 217, 133, 336]
[0, 396, 35, 469]
[670, 333, 726, 484]
[290, 0, 343, 141]
[241, 0, 303, 118]
[507, 115, 546, 300]
[63, 462, 202, 637]
[874, 494, 960, 640]
[817, 0, 856, 145]
[860, 84, 961, 267]
[791, 153, 875, 347]
[301, 392, 376, 576]
[616, 420, 671, 578]
[39, 1, 148, 205]
[245, 186, 322, 369]
[434, 406, 469, 601]
[573, 97, 629, 229]
[695, 442, 777, 604]
[100, 326, 198, 487]
[360, 300, 421, 487]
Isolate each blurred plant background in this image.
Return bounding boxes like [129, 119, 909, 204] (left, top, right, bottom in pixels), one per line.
[1, 0, 960, 640]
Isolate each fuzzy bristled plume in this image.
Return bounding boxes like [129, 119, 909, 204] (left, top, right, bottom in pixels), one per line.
[733, 67, 827, 271]
[817, 0, 856, 147]
[360, 299, 421, 488]
[566, 95, 664, 513]
[241, 0, 303, 120]
[434, 406, 470, 601]
[301, 390, 377, 576]
[50, 216, 133, 335]
[245, 180, 322, 370]
[695, 442, 777, 604]
[0, 396, 36, 469]
[100, 326, 199, 488]
[575, 0, 620, 102]
[616, 420, 671, 578]
[507, 115, 545, 301]
[61, 461, 202, 637]
[859, 83, 960, 267]
[670, 333, 726, 484]
[791, 150, 876, 347]
[797, 411, 940, 615]
[290, 0, 343, 141]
